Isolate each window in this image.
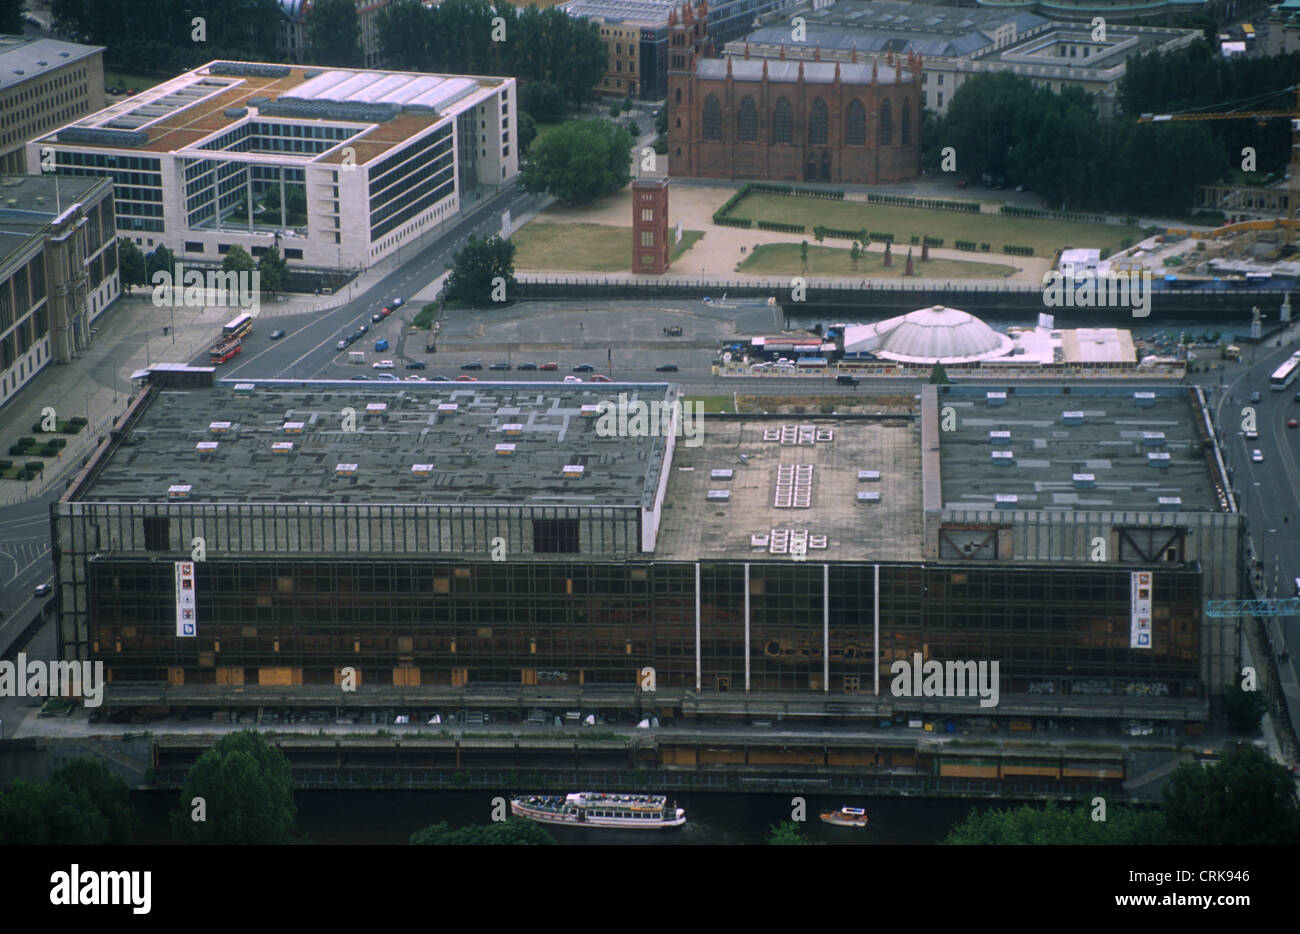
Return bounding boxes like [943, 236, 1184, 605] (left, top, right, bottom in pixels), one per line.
[737, 95, 756, 141]
[675, 88, 681, 104]
[845, 99, 866, 145]
[772, 97, 792, 143]
[808, 97, 828, 145]
[143, 517, 170, 551]
[641, 230, 654, 247]
[641, 208, 654, 221]
[702, 94, 721, 140]
[901, 99, 911, 146]
[878, 99, 892, 145]
[285, 248, 303, 259]
[641, 254, 654, 265]
[533, 518, 579, 553]
[184, 241, 204, 252]
[937, 91, 943, 108]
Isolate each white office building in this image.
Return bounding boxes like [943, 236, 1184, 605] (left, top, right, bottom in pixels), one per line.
[27, 61, 518, 272]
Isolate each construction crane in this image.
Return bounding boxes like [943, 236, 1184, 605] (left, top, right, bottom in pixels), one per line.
[1137, 86, 1300, 249]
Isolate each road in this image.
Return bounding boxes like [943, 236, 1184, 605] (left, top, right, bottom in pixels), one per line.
[0, 488, 59, 649]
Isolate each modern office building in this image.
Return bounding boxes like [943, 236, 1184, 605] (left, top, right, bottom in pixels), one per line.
[669, 0, 922, 184]
[730, 0, 1200, 119]
[562, 0, 800, 100]
[55, 372, 1237, 725]
[28, 60, 518, 273]
[0, 34, 105, 174]
[0, 174, 119, 409]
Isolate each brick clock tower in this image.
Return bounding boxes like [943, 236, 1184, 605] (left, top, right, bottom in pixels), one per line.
[632, 176, 671, 274]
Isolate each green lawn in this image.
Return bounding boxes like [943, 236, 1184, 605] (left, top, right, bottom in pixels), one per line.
[728, 192, 1137, 255]
[683, 395, 734, 414]
[514, 222, 704, 271]
[738, 242, 1018, 278]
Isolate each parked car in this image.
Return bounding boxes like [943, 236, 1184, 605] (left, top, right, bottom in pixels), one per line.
[540, 362, 559, 371]
[379, 307, 393, 318]
[430, 375, 452, 381]
[405, 360, 427, 370]
[350, 375, 371, 380]
[1246, 429, 1259, 440]
[456, 375, 478, 382]
[489, 362, 511, 370]
[1250, 390, 1261, 403]
[573, 363, 594, 372]
[590, 374, 611, 382]
[372, 360, 395, 369]
[563, 375, 582, 382]
[358, 323, 369, 334]
[461, 361, 483, 370]
[836, 374, 860, 387]
[371, 313, 384, 323]
[391, 298, 405, 307]
[654, 363, 678, 372]
[405, 375, 428, 382]
[375, 373, 400, 381]
[270, 329, 286, 339]
[1289, 418, 1298, 428]
[374, 339, 389, 352]
[1252, 449, 1264, 462]
[337, 340, 348, 350]
[518, 362, 539, 371]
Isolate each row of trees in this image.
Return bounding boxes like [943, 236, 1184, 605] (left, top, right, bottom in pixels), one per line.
[376, 0, 606, 110]
[52, 0, 282, 73]
[945, 745, 1300, 845]
[115, 239, 290, 294]
[925, 42, 1300, 216]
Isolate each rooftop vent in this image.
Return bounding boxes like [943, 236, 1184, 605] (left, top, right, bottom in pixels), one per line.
[579, 405, 600, 418]
[336, 463, 358, 476]
[1134, 391, 1156, 408]
[995, 493, 1018, 510]
[1157, 496, 1182, 512]
[502, 422, 524, 433]
[1063, 411, 1084, 425]
[1073, 473, 1095, 489]
[209, 420, 231, 433]
[168, 484, 192, 499]
[858, 469, 880, 482]
[562, 464, 585, 478]
[365, 402, 387, 415]
[986, 391, 1007, 407]
[992, 450, 1014, 465]
[706, 489, 731, 501]
[1142, 431, 1166, 446]
[272, 441, 293, 454]
[856, 491, 881, 503]
[196, 442, 218, 455]
[283, 421, 305, 433]
[411, 464, 433, 476]
[233, 383, 255, 396]
[989, 430, 1011, 444]
[495, 443, 517, 456]
[1147, 451, 1171, 469]
[438, 403, 459, 415]
[711, 468, 733, 480]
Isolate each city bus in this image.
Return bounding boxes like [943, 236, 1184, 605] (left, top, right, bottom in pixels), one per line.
[210, 335, 241, 364]
[222, 313, 254, 340]
[1269, 354, 1300, 390]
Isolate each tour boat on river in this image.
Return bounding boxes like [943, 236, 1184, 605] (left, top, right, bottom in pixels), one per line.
[510, 792, 686, 829]
[820, 806, 870, 828]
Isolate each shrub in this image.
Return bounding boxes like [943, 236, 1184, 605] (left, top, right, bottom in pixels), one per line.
[15, 470, 30, 481]
[980, 243, 990, 252]
[1003, 245, 1034, 256]
[69, 416, 87, 427]
[923, 236, 943, 247]
[1120, 238, 1134, 250]
[0, 459, 10, 469]
[8, 445, 25, 456]
[25, 461, 44, 473]
[1100, 247, 1111, 260]
[756, 220, 806, 234]
[33, 422, 46, 434]
[38, 446, 58, 457]
[18, 436, 34, 447]
[910, 235, 920, 245]
[867, 231, 893, 243]
[50, 437, 67, 449]
[714, 215, 752, 228]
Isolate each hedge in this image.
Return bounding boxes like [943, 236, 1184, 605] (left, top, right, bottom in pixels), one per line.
[714, 215, 752, 228]
[749, 183, 845, 200]
[50, 437, 67, 449]
[0, 459, 10, 469]
[756, 220, 806, 234]
[998, 205, 1112, 225]
[954, 240, 978, 251]
[910, 235, 920, 245]
[923, 236, 943, 248]
[25, 461, 44, 473]
[1003, 245, 1035, 256]
[980, 243, 990, 252]
[866, 193, 979, 213]
[18, 436, 34, 446]
[867, 231, 894, 243]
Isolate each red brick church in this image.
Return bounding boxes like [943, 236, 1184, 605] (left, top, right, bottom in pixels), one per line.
[666, 0, 922, 184]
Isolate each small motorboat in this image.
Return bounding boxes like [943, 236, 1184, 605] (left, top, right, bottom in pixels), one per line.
[820, 806, 869, 827]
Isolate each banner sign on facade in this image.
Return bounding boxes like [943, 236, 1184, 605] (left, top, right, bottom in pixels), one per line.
[1130, 571, 1152, 649]
[175, 561, 197, 637]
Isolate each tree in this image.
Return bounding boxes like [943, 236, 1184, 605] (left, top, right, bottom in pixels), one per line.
[258, 247, 289, 295]
[375, 0, 430, 70]
[767, 821, 819, 845]
[1223, 682, 1268, 733]
[520, 82, 566, 123]
[799, 240, 809, 274]
[0, 779, 109, 845]
[655, 107, 668, 136]
[517, 111, 538, 154]
[1162, 744, 1300, 845]
[116, 237, 146, 292]
[222, 244, 256, 275]
[944, 802, 1165, 844]
[145, 244, 175, 284]
[307, 0, 363, 67]
[410, 818, 555, 845]
[0, 0, 24, 33]
[444, 234, 517, 307]
[171, 730, 297, 844]
[850, 241, 861, 271]
[608, 101, 622, 118]
[929, 362, 950, 384]
[520, 119, 633, 205]
[50, 758, 136, 844]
